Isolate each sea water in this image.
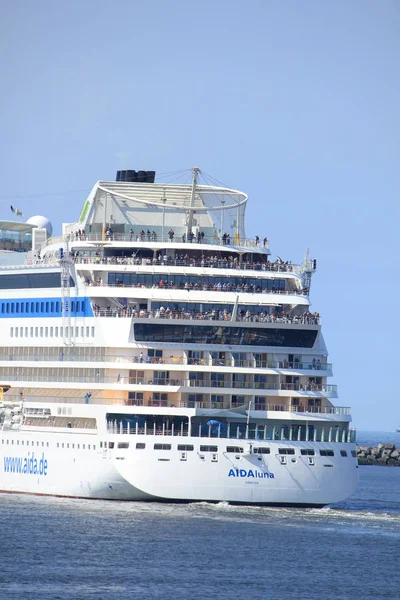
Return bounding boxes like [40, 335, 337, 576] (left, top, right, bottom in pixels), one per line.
[0, 432, 399, 600]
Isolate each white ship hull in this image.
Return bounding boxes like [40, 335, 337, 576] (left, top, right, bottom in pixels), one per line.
[0, 431, 358, 506]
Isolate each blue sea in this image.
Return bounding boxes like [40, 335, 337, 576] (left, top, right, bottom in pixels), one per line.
[0, 431, 399, 600]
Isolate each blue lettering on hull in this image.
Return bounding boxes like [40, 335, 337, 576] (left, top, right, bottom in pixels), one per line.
[3, 452, 48, 476]
[228, 468, 274, 479]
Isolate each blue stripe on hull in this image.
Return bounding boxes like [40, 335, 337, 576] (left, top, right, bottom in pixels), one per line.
[0, 297, 93, 318]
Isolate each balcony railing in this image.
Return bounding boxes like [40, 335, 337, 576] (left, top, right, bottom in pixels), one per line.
[90, 284, 307, 297]
[48, 232, 270, 249]
[0, 353, 332, 372]
[92, 307, 319, 323]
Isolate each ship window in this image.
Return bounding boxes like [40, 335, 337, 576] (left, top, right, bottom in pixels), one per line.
[136, 443, 146, 449]
[278, 448, 295, 455]
[226, 446, 244, 453]
[320, 450, 334, 456]
[301, 449, 315, 456]
[177, 445, 194, 451]
[351, 450, 357, 457]
[20, 303, 24, 313]
[134, 324, 318, 348]
[148, 349, 163, 358]
[117, 442, 129, 449]
[253, 447, 271, 454]
[108, 442, 114, 449]
[154, 444, 171, 450]
[340, 450, 348, 457]
[200, 445, 218, 452]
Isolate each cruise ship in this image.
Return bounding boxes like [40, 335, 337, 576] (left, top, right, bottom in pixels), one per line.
[0, 167, 358, 506]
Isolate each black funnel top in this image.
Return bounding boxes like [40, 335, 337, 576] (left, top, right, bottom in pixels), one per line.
[116, 170, 156, 183]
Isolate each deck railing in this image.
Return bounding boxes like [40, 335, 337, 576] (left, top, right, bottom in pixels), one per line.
[106, 421, 356, 444]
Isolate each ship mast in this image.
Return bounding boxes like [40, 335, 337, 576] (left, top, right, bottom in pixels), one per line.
[186, 166, 199, 237]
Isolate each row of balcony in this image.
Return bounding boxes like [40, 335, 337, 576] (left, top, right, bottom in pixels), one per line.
[74, 255, 294, 274]
[0, 353, 331, 372]
[0, 373, 337, 395]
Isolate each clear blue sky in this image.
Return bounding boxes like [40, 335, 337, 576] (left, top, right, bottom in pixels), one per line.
[0, 0, 399, 430]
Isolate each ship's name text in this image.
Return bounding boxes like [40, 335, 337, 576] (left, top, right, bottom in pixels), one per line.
[228, 468, 274, 479]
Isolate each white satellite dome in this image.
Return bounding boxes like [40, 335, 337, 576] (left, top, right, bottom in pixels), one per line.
[26, 215, 53, 237]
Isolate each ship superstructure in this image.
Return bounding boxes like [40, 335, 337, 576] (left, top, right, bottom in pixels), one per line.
[0, 168, 358, 505]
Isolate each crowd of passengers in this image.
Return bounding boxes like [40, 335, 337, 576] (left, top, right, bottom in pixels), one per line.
[91, 304, 320, 324]
[72, 252, 293, 272]
[68, 228, 269, 246]
[103, 279, 305, 295]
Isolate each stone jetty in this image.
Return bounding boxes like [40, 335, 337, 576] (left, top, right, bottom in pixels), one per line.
[357, 443, 400, 466]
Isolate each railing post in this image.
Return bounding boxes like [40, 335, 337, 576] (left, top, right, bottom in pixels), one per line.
[328, 428, 332, 442]
[135, 422, 138, 435]
[313, 428, 317, 442]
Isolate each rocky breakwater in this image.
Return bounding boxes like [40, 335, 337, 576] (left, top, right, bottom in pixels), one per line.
[357, 444, 400, 466]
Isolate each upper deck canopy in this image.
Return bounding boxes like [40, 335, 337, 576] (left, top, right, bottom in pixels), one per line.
[69, 169, 250, 247]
